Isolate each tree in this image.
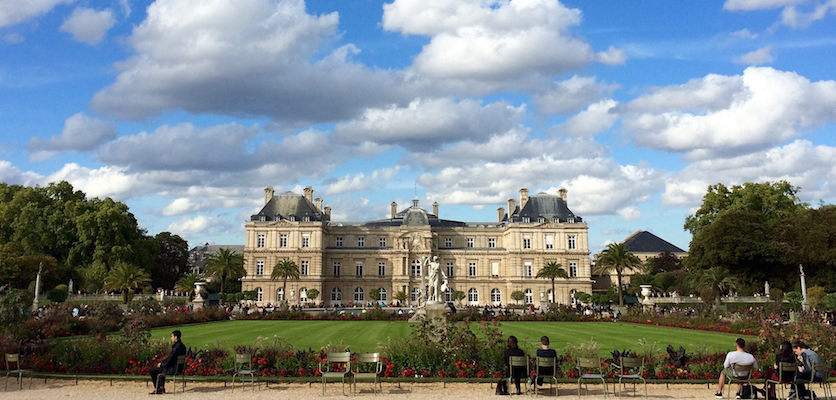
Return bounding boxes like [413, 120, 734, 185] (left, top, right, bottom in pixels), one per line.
[270, 259, 299, 304]
[368, 288, 381, 304]
[0, 284, 29, 328]
[785, 291, 803, 310]
[450, 290, 465, 304]
[691, 266, 738, 304]
[594, 243, 642, 307]
[203, 248, 245, 300]
[175, 273, 202, 298]
[104, 261, 152, 303]
[645, 251, 683, 274]
[306, 288, 319, 304]
[394, 290, 407, 304]
[511, 290, 525, 305]
[536, 261, 568, 305]
[147, 232, 190, 290]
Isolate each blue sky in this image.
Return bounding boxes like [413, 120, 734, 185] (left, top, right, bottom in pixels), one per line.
[2, 0, 835, 253]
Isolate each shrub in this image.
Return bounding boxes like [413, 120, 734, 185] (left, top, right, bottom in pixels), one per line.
[46, 288, 68, 303]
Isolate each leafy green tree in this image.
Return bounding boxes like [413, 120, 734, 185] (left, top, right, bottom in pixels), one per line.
[594, 243, 642, 306]
[306, 288, 319, 303]
[510, 290, 525, 305]
[778, 206, 836, 291]
[450, 290, 465, 304]
[270, 258, 299, 304]
[807, 286, 826, 308]
[175, 273, 202, 298]
[573, 291, 592, 304]
[203, 248, 245, 299]
[146, 232, 190, 290]
[536, 261, 568, 304]
[368, 288, 381, 304]
[81, 260, 108, 293]
[104, 261, 152, 303]
[785, 291, 804, 310]
[692, 266, 738, 304]
[645, 251, 684, 274]
[0, 284, 29, 329]
[394, 290, 407, 304]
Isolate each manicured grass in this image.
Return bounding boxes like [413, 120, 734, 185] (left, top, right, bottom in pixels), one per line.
[150, 321, 749, 355]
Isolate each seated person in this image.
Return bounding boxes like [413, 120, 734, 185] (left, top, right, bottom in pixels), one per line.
[792, 340, 824, 399]
[532, 336, 558, 386]
[715, 338, 758, 399]
[504, 336, 526, 395]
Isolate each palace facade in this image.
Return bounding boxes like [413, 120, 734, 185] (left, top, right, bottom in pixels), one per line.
[241, 186, 592, 307]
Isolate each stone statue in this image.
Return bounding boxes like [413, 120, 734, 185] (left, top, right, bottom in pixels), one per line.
[424, 256, 448, 304]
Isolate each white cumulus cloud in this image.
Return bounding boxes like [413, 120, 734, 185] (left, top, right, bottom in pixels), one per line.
[734, 46, 774, 65]
[532, 75, 619, 115]
[60, 7, 116, 44]
[27, 113, 116, 160]
[0, 0, 73, 27]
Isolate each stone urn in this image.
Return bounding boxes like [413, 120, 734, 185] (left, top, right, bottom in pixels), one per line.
[193, 281, 206, 309]
[640, 284, 653, 307]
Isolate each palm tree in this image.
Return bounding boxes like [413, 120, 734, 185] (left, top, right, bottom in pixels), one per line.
[271, 258, 299, 305]
[175, 272, 202, 298]
[203, 248, 245, 300]
[104, 261, 152, 303]
[594, 243, 643, 307]
[536, 261, 568, 305]
[692, 267, 738, 304]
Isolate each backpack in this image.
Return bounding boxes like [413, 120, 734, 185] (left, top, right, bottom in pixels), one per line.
[495, 379, 509, 395]
[740, 384, 755, 399]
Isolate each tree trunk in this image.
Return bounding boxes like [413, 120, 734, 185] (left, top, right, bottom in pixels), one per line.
[282, 277, 288, 305]
[220, 271, 226, 302]
[616, 268, 624, 307]
[551, 278, 556, 305]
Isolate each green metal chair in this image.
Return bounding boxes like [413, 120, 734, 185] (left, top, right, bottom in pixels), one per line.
[812, 361, 831, 400]
[615, 357, 646, 399]
[320, 351, 350, 395]
[724, 363, 754, 400]
[4, 353, 31, 391]
[231, 353, 256, 392]
[577, 357, 608, 397]
[765, 362, 797, 400]
[353, 353, 382, 394]
[533, 356, 558, 396]
[155, 355, 187, 394]
[507, 355, 529, 395]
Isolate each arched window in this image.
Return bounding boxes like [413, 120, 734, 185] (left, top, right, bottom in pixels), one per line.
[331, 287, 342, 301]
[277, 288, 284, 301]
[490, 288, 501, 303]
[444, 288, 452, 302]
[468, 288, 479, 304]
[410, 288, 421, 302]
[524, 289, 533, 304]
[354, 287, 364, 302]
[300, 287, 307, 302]
[378, 287, 387, 301]
[256, 287, 263, 302]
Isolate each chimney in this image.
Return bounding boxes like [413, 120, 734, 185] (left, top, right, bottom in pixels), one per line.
[264, 186, 274, 204]
[558, 188, 567, 202]
[324, 206, 331, 217]
[391, 202, 397, 219]
[497, 207, 505, 222]
[303, 186, 313, 202]
[519, 188, 529, 210]
[432, 201, 439, 216]
[315, 197, 322, 212]
[507, 198, 516, 219]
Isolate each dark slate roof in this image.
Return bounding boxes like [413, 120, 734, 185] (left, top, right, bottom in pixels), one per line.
[251, 191, 326, 222]
[622, 230, 686, 253]
[362, 198, 467, 227]
[507, 192, 581, 223]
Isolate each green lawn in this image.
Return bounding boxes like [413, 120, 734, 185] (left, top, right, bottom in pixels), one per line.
[151, 321, 749, 356]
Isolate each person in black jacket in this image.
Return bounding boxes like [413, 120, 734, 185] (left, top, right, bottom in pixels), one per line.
[504, 336, 526, 395]
[534, 336, 558, 386]
[149, 330, 187, 394]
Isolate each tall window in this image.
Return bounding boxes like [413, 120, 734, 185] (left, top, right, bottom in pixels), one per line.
[545, 235, 554, 250]
[379, 237, 386, 248]
[354, 287, 364, 302]
[570, 289, 577, 305]
[491, 261, 499, 277]
[256, 288, 263, 302]
[468, 288, 478, 303]
[547, 289, 554, 302]
[335, 237, 342, 247]
[279, 234, 287, 248]
[568, 235, 576, 250]
[300, 287, 307, 302]
[378, 261, 385, 276]
[488, 238, 496, 248]
[490, 288, 501, 303]
[569, 261, 578, 277]
[522, 216, 530, 223]
[410, 288, 421, 302]
[257, 234, 265, 248]
[445, 238, 452, 248]
[446, 262, 454, 278]
[277, 288, 284, 301]
[538, 217, 545, 223]
[524, 289, 533, 304]
[378, 288, 387, 301]
[301, 234, 310, 248]
[300, 260, 309, 276]
[523, 237, 531, 249]
[355, 262, 363, 276]
[468, 262, 477, 276]
[411, 259, 422, 277]
[524, 261, 532, 277]
[444, 288, 452, 302]
[357, 237, 365, 247]
[567, 217, 575, 223]
[256, 260, 264, 275]
[331, 287, 341, 301]
[466, 237, 474, 248]
[333, 261, 341, 276]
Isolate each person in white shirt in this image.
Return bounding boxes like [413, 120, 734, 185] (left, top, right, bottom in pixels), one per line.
[715, 338, 758, 398]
